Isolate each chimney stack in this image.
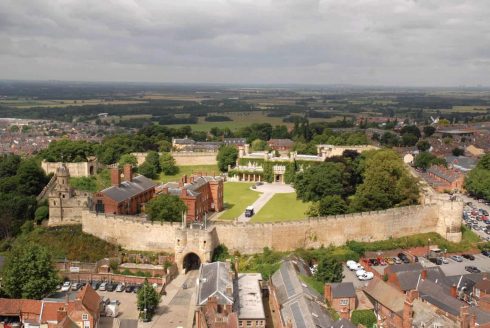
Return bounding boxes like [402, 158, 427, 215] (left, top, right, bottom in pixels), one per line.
[110, 166, 121, 187]
[421, 270, 427, 280]
[123, 164, 133, 182]
[324, 284, 332, 304]
[460, 305, 470, 327]
[57, 307, 67, 323]
[402, 290, 418, 328]
[451, 284, 458, 298]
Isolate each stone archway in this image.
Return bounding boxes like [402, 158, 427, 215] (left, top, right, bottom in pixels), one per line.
[183, 252, 201, 273]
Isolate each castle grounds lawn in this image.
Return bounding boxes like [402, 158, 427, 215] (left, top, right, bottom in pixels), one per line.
[218, 182, 260, 220]
[251, 192, 310, 223]
[159, 164, 219, 183]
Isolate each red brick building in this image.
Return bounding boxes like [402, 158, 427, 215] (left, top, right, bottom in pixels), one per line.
[159, 174, 224, 222]
[267, 139, 294, 152]
[324, 282, 357, 319]
[94, 164, 157, 215]
[0, 285, 101, 328]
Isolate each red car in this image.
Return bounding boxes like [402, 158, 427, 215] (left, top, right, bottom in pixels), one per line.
[377, 257, 387, 265]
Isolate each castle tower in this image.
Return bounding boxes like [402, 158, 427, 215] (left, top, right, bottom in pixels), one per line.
[48, 164, 73, 225]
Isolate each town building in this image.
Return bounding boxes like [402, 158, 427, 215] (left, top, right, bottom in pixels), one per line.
[0, 285, 101, 328]
[94, 164, 157, 215]
[267, 139, 294, 152]
[419, 165, 465, 192]
[324, 282, 357, 319]
[195, 261, 266, 328]
[158, 174, 224, 222]
[445, 155, 478, 172]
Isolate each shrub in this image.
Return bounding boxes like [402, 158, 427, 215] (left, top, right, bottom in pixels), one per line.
[351, 310, 377, 328]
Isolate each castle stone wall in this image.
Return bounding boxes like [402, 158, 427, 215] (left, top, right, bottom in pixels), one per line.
[42, 160, 98, 177]
[132, 152, 217, 166]
[79, 201, 462, 255]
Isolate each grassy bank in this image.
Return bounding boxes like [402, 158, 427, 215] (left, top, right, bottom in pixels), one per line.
[219, 182, 260, 220]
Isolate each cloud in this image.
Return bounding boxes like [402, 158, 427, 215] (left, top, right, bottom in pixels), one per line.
[0, 0, 489, 86]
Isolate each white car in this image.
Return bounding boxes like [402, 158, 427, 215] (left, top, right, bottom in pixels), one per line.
[99, 282, 107, 291]
[347, 261, 364, 271]
[61, 281, 71, 292]
[359, 272, 374, 281]
[355, 269, 367, 277]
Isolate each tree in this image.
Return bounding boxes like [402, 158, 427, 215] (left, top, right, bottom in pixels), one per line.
[251, 139, 267, 151]
[145, 151, 161, 172]
[34, 206, 49, 223]
[217, 146, 238, 172]
[212, 244, 230, 262]
[401, 133, 419, 147]
[15, 159, 49, 196]
[413, 152, 446, 170]
[423, 126, 436, 138]
[294, 162, 345, 202]
[159, 152, 178, 175]
[400, 125, 421, 138]
[2, 243, 59, 299]
[145, 194, 187, 222]
[0, 154, 21, 179]
[118, 154, 138, 167]
[314, 256, 343, 283]
[40, 139, 96, 162]
[317, 195, 348, 216]
[452, 147, 465, 156]
[138, 162, 158, 179]
[416, 140, 431, 152]
[137, 279, 161, 320]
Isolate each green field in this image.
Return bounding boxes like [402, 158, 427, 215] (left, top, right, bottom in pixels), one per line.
[251, 192, 310, 223]
[159, 164, 219, 183]
[218, 182, 260, 220]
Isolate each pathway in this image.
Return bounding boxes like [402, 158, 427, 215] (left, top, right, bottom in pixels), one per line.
[140, 270, 198, 328]
[237, 191, 274, 222]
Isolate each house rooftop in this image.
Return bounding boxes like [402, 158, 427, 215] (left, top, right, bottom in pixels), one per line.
[330, 282, 356, 298]
[197, 261, 234, 306]
[100, 174, 157, 202]
[236, 273, 265, 321]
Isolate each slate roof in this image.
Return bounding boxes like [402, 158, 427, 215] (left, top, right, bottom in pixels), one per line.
[163, 175, 222, 198]
[330, 283, 356, 298]
[332, 318, 357, 328]
[197, 262, 234, 306]
[396, 267, 446, 291]
[271, 259, 334, 328]
[445, 155, 477, 171]
[385, 262, 423, 274]
[268, 139, 294, 148]
[427, 165, 463, 183]
[100, 175, 157, 202]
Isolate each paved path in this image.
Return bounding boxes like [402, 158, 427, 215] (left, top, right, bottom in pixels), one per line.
[237, 192, 274, 222]
[141, 271, 198, 328]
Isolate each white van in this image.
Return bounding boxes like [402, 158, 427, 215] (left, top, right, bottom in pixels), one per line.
[245, 206, 254, 217]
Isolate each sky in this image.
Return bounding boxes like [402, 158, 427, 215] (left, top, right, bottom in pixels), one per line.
[0, 0, 489, 87]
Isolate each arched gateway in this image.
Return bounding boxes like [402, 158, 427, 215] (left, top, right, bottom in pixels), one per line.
[174, 222, 218, 273]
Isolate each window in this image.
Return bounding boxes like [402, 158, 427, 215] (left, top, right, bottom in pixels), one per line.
[82, 314, 89, 321]
[340, 299, 349, 306]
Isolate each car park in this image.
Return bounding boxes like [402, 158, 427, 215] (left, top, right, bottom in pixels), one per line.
[465, 266, 481, 273]
[462, 254, 475, 260]
[61, 281, 71, 292]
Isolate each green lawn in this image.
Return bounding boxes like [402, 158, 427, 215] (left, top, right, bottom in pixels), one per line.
[159, 164, 219, 183]
[218, 182, 261, 220]
[251, 192, 310, 223]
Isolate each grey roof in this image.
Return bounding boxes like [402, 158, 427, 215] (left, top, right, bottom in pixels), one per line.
[197, 261, 234, 306]
[271, 259, 333, 328]
[100, 175, 157, 202]
[396, 267, 446, 291]
[173, 137, 195, 144]
[236, 273, 265, 320]
[445, 155, 477, 171]
[163, 176, 222, 198]
[427, 165, 462, 183]
[330, 283, 356, 298]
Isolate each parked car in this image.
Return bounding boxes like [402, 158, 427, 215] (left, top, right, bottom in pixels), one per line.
[61, 281, 71, 292]
[429, 258, 443, 265]
[482, 250, 490, 257]
[106, 283, 116, 292]
[465, 266, 481, 273]
[462, 254, 475, 260]
[359, 272, 374, 281]
[451, 255, 463, 262]
[115, 283, 125, 292]
[71, 282, 82, 291]
[244, 206, 254, 217]
[91, 281, 101, 290]
[377, 257, 386, 266]
[133, 285, 142, 293]
[438, 257, 449, 264]
[346, 261, 363, 271]
[125, 285, 134, 293]
[355, 269, 367, 277]
[393, 257, 402, 264]
[99, 282, 107, 291]
[385, 257, 395, 265]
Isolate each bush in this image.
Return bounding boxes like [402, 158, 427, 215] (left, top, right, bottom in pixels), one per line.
[34, 206, 49, 223]
[351, 310, 377, 328]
